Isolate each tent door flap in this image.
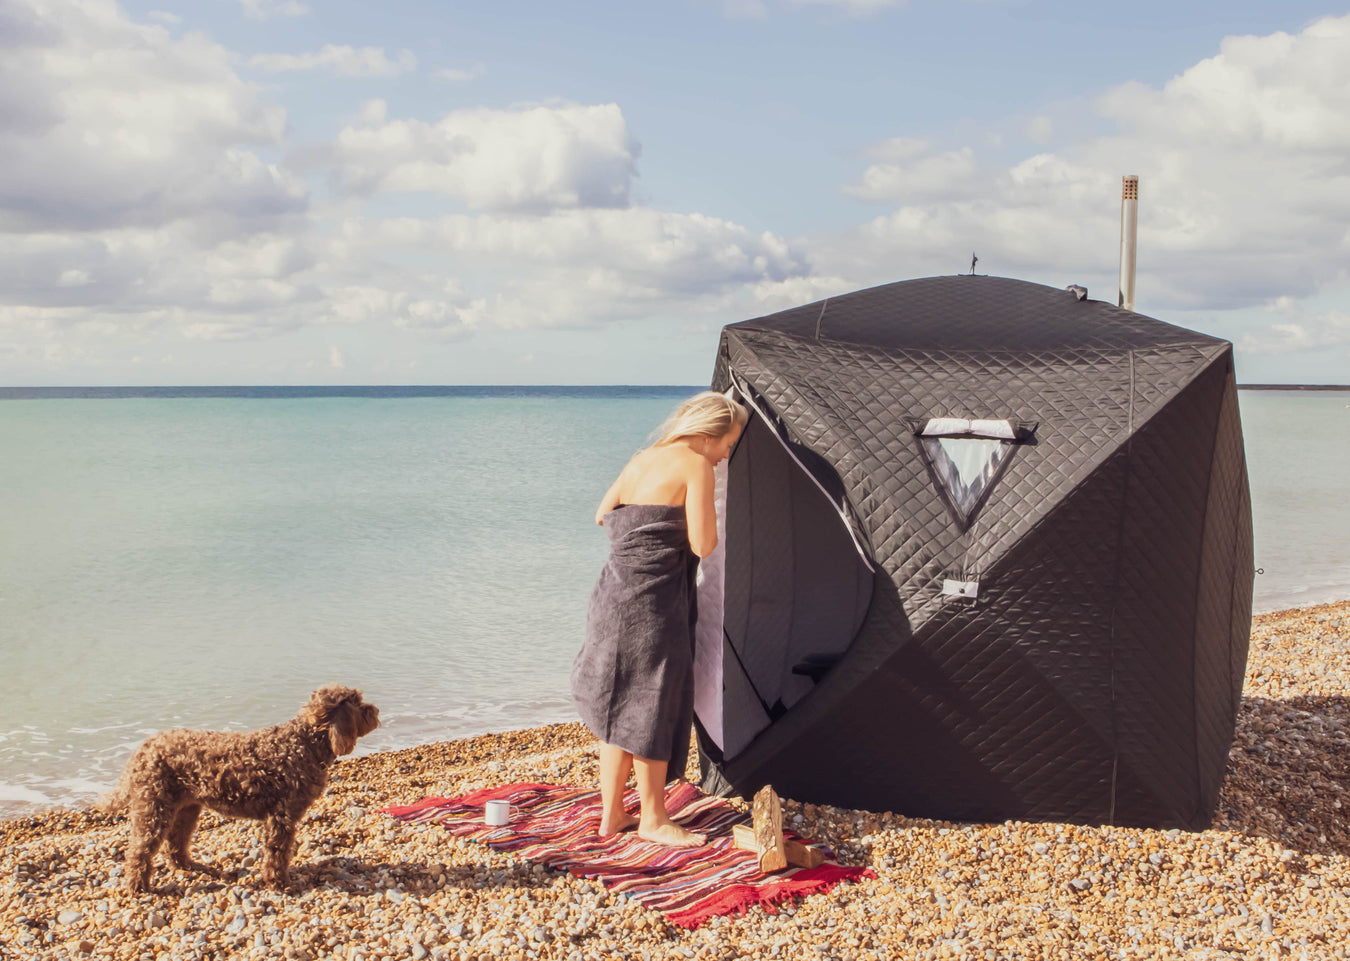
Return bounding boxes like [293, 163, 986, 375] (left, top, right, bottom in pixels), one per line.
[726, 368, 875, 573]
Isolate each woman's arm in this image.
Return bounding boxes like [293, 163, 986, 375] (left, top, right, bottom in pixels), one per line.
[595, 475, 623, 525]
[685, 457, 718, 557]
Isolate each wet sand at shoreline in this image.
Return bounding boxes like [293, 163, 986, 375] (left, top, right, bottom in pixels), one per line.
[2, 601, 1347, 960]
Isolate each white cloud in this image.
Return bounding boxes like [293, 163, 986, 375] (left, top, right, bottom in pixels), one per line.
[57, 269, 92, 288]
[816, 13, 1350, 313]
[311, 206, 810, 334]
[749, 275, 855, 312]
[845, 143, 978, 203]
[357, 98, 388, 125]
[0, 202, 809, 361]
[727, 0, 978, 16]
[863, 137, 931, 162]
[1025, 115, 1053, 144]
[328, 345, 345, 369]
[433, 63, 486, 83]
[320, 282, 481, 338]
[723, 0, 769, 18]
[12, 3, 1346, 386]
[237, 0, 309, 21]
[347, 208, 803, 293]
[250, 45, 417, 78]
[0, 223, 318, 325]
[327, 103, 640, 212]
[1238, 299, 1350, 354]
[1097, 17, 1350, 152]
[791, 0, 905, 13]
[0, 0, 304, 232]
[0, 0, 329, 365]
[0, 0, 809, 369]
[147, 10, 180, 24]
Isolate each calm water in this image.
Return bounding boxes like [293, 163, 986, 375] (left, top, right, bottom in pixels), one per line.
[1, 388, 1347, 813]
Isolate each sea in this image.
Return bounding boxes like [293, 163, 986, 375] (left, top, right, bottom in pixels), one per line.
[1, 386, 1348, 814]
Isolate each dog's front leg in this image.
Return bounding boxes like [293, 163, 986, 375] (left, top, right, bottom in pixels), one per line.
[260, 814, 297, 890]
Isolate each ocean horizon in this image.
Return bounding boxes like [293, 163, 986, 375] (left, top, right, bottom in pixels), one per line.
[0, 385, 705, 400]
[4, 383, 1350, 400]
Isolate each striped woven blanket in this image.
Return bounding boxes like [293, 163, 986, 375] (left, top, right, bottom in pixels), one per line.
[383, 781, 873, 928]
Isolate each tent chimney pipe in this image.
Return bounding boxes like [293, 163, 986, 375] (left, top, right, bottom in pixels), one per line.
[1118, 175, 1139, 311]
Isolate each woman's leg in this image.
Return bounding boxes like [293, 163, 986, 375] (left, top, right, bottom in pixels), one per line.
[632, 755, 706, 848]
[597, 743, 639, 837]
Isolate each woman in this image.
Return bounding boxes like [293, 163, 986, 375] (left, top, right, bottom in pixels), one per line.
[570, 391, 748, 847]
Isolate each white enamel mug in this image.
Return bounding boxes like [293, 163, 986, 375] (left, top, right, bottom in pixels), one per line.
[484, 799, 512, 826]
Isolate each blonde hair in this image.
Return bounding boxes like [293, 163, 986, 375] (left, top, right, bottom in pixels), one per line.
[650, 391, 749, 448]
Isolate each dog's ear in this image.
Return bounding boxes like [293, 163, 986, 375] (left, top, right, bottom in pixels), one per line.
[306, 686, 367, 756]
[328, 700, 360, 756]
[357, 701, 380, 738]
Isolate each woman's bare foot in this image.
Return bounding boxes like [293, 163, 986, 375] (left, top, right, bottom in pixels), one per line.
[638, 819, 707, 848]
[597, 811, 639, 838]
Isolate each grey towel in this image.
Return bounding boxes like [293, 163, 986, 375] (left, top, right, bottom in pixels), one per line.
[571, 504, 699, 780]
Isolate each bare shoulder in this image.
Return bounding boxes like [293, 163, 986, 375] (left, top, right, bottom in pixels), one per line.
[620, 446, 670, 480]
[633, 443, 692, 468]
[663, 443, 708, 476]
[612, 445, 693, 505]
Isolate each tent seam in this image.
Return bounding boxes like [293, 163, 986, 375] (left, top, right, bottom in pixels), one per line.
[1229, 468, 1249, 729]
[1103, 350, 1134, 824]
[1223, 371, 1244, 781]
[1186, 359, 1225, 825]
[734, 331, 1228, 358]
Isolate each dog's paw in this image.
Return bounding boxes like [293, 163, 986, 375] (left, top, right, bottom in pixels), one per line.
[259, 870, 291, 891]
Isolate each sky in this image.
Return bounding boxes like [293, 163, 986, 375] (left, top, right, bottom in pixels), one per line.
[2, 0, 1349, 386]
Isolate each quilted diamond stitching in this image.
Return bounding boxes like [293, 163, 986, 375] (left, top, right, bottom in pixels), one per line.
[703, 276, 1251, 827]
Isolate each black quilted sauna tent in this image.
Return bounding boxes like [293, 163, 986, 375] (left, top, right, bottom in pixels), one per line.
[691, 274, 1254, 829]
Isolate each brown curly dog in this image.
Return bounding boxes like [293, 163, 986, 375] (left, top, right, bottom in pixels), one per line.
[103, 685, 379, 893]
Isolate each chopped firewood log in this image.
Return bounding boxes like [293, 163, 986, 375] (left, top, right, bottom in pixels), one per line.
[731, 824, 826, 869]
[752, 784, 787, 872]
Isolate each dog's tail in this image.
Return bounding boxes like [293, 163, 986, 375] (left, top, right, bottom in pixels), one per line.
[93, 757, 136, 816]
[94, 775, 130, 816]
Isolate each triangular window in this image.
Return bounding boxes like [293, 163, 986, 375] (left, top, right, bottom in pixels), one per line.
[917, 418, 1021, 529]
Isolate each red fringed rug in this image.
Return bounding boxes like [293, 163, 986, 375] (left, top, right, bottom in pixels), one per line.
[382, 781, 873, 928]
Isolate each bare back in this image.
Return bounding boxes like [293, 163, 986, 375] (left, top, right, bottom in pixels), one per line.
[613, 445, 698, 507]
[594, 442, 719, 557]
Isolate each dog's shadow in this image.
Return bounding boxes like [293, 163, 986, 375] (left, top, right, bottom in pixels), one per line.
[144, 856, 548, 899]
[87, 810, 552, 899]
[287, 856, 547, 897]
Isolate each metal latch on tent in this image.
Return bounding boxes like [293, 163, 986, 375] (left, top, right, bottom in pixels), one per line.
[942, 578, 979, 599]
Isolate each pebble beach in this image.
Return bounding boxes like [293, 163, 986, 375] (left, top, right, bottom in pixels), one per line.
[2, 601, 1348, 961]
